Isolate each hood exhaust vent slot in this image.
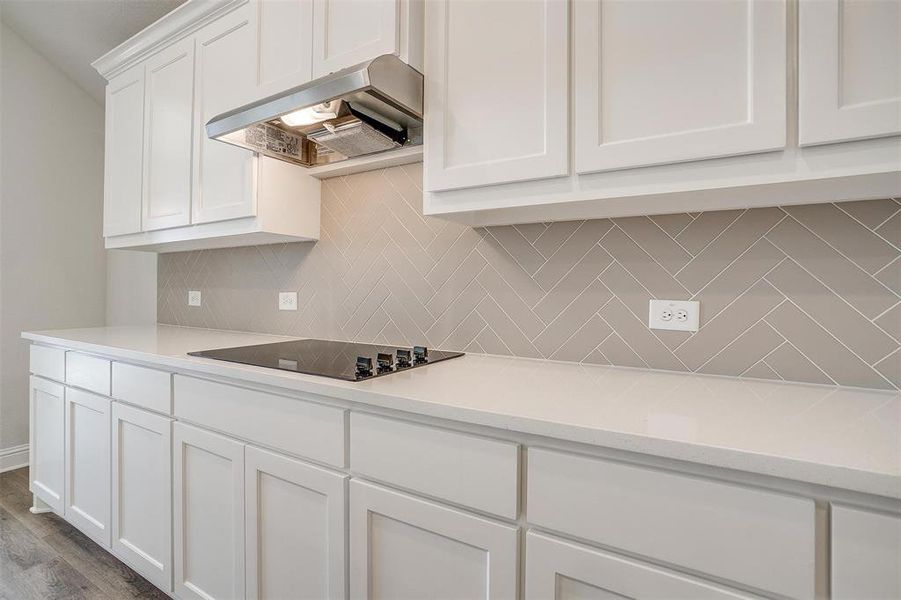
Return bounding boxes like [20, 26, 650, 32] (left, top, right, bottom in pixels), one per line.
[206, 54, 422, 168]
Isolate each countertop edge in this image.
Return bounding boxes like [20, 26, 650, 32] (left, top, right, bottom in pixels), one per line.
[22, 330, 901, 500]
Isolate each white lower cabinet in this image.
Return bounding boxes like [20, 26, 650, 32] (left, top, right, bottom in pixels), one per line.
[349, 480, 518, 599]
[174, 422, 245, 600]
[525, 531, 753, 600]
[831, 504, 901, 599]
[245, 446, 347, 600]
[64, 388, 111, 547]
[111, 402, 172, 592]
[29, 376, 65, 512]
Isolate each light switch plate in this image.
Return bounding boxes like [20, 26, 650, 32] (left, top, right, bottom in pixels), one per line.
[278, 292, 298, 311]
[188, 291, 201, 307]
[649, 299, 699, 332]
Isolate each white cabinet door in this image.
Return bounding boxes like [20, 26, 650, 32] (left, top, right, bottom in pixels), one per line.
[192, 3, 258, 224]
[103, 64, 144, 237]
[799, 0, 901, 145]
[245, 446, 346, 600]
[111, 402, 172, 593]
[64, 388, 111, 548]
[29, 376, 65, 513]
[525, 531, 753, 600]
[143, 36, 195, 231]
[258, 0, 315, 96]
[423, 0, 568, 191]
[174, 422, 245, 600]
[832, 504, 901, 599]
[312, 0, 398, 77]
[349, 480, 518, 599]
[573, 0, 786, 173]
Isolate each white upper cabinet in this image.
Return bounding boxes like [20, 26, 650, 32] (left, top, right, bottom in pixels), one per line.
[423, 0, 568, 192]
[258, 0, 315, 96]
[574, 0, 786, 174]
[799, 0, 901, 145]
[312, 0, 399, 77]
[192, 3, 258, 224]
[142, 37, 195, 232]
[103, 64, 144, 237]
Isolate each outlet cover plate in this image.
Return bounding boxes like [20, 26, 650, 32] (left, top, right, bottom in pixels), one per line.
[279, 292, 298, 311]
[188, 291, 201, 307]
[649, 299, 699, 332]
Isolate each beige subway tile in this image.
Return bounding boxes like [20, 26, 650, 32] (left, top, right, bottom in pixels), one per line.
[534, 220, 582, 257]
[767, 217, 896, 318]
[475, 296, 541, 358]
[874, 350, 901, 389]
[485, 225, 546, 275]
[764, 343, 834, 386]
[534, 220, 612, 291]
[534, 244, 612, 323]
[874, 257, 901, 296]
[600, 227, 689, 299]
[837, 198, 900, 229]
[676, 280, 782, 370]
[599, 298, 686, 371]
[875, 303, 901, 342]
[476, 325, 513, 356]
[427, 249, 487, 318]
[694, 238, 785, 320]
[742, 360, 782, 381]
[699, 322, 783, 376]
[441, 310, 487, 351]
[534, 280, 611, 357]
[677, 208, 785, 293]
[513, 223, 548, 244]
[876, 210, 901, 247]
[550, 315, 612, 363]
[765, 302, 892, 389]
[675, 209, 743, 254]
[614, 216, 691, 274]
[649, 213, 694, 238]
[582, 348, 610, 365]
[598, 333, 648, 368]
[426, 227, 482, 290]
[784, 204, 897, 274]
[766, 259, 898, 364]
[475, 234, 545, 306]
[476, 264, 546, 339]
[424, 279, 486, 346]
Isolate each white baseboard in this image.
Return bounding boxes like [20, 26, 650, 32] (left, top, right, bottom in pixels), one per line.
[0, 444, 28, 473]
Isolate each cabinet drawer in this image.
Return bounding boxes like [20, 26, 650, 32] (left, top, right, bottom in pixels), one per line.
[832, 504, 901, 599]
[65, 352, 111, 396]
[350, 413, 518, 519]
[112, 363, 171, 414]
[527, 448, 815, 598]
[30, 345, 66, 381]
[174, 375, 346, 467]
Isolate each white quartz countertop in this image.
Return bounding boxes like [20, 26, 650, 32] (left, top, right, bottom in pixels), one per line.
[23, 325, 900, 499]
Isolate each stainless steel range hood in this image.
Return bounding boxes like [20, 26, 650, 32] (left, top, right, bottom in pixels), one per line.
[206, 54, 423, 168]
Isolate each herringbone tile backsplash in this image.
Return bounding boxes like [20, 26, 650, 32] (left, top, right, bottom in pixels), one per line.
[159, 163, 901, 390]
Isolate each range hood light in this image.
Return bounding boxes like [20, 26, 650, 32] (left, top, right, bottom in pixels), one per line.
[280, 102, 339, 127]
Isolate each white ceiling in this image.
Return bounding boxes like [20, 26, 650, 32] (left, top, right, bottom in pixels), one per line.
[1, 0, 186, 104]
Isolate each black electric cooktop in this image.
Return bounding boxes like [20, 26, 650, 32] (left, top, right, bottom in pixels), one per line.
[188, 339, 464, 381]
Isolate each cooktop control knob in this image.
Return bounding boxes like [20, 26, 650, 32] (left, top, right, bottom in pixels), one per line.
[377, 352, 394, 373]
[355, 356, 373, 378]
[396, 348, 412, 368]
[413, 346, 429, 363]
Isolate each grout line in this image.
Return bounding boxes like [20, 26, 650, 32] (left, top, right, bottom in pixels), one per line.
[579, 331, 614, 365]
[672, 208, 750, 277]
[871, 254, 899, 278]
[531, 220, 584, 261]
[471, 282, 543, 357]
[483, 226, 550, 277]
[478, 322, 516, 357]
[596, 316, 651, 369]
[832, 201, 901, 251]
[423, 242, 485, 313]
[873, 205, 901, 233]
[423, 226, 468, 281]
[644, 214, 695, 257]
[532, 231, 612, 303]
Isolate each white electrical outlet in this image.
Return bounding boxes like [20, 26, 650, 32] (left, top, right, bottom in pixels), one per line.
[278, 292, 298, 311]
[649, 299, 699, 332]
[188, 290, 202, 307]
